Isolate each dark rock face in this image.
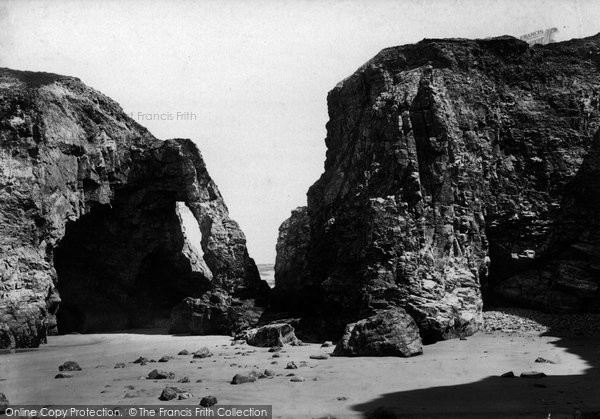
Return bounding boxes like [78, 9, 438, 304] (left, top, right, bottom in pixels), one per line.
[272, 207, 311, 311]
[274, 34, 600, 343]
[333, 309, 422, 357]
[0, 68, 268, 348]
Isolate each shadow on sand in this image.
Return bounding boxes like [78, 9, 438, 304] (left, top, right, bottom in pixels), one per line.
[352, 310, 600, 419]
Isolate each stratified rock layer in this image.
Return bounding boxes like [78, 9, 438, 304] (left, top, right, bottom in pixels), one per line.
[275, 34, 600, 343]
[0, 68, 268, 348]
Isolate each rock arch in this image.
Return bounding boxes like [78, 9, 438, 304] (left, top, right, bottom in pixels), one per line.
[0, 69, 268, 348]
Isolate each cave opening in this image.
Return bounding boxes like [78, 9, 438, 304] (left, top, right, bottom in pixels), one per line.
[54, 195, 211, 334]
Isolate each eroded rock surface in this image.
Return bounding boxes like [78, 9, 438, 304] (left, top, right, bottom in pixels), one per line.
[0, 68, 268, 348]
[244, 322, 298, 347]
[274, 34, 600, 343]
[333, 309, 422, 357]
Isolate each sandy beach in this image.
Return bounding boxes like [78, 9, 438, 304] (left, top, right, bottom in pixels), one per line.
[1, 328, 599, 419]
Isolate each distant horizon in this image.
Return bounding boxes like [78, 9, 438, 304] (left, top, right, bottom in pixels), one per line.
[2, 0, 600, 264]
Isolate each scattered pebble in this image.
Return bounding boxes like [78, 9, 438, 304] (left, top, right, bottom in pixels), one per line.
[114, 363, 126, 369]
[231, 373, 256, 385]
[200, 395, 218, 407]
[58, 361, 81, 371]
[534, 357, 555, 364]
[193, 348, 213, 359]
[55, 373, 73, 379]
[484, 308, 600, 337]
[310, 354, 330, 360]
[290, 376, 305, 382]
[158, 387, 179, 401]
[285, 361, 298, 370]
[178, 392, 193, 400]
[147, 369, 175, 380]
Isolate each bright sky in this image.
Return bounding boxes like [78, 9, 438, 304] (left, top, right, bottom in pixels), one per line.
[1, 0, 599, 263]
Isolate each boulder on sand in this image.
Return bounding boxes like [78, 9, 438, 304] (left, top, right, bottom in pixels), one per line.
[244, 323, 298, 347]
[333, 309, 423, 357]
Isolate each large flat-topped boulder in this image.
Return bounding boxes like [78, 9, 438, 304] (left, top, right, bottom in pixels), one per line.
[0, 68, 268, 348]
[274, 34, 600, 343]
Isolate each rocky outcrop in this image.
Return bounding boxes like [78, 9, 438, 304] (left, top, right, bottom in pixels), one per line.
[272, 206, 311, 311]
[169, 292, 264, 335]
[274, 34, 600, 343]
[0, 68, 268, 348]
[333, 309, 422, 357]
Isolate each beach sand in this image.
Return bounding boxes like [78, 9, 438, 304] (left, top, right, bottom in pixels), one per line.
[1, 330, 599, 418]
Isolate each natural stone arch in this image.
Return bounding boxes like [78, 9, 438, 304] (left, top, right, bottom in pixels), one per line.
[0, 69, 268, 348]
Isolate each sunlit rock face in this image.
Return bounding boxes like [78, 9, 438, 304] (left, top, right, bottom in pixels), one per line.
[0, 68, 268, 348]
[275, 34, 600, 343]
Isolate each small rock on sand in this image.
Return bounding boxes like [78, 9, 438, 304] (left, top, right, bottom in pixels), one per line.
[114, 363, 126, 369]
[178, 392, 193, 400]
[285, 361, 298, 369]
[133, 357, 149, 364]
[177, 377, 190, 383]
[231, 373, 257, 385]
[193, 348, 213, 358]
[520, 371, 547, 378]
[263, 369, 275, 377]
[290, 376, 305, 382]
[268, 346, 282, 353]
[159, 387, 179, 401]
[534, 357, 555, 364]
[200, 396, 218, 407]
[58, 361, 81, 371]
[321, 341, 333, 348]
[178, 350, 190, 355]
[310, 354, 330, 360]
[55, 373, 73, 379]
[158, 356, 173, 363]
[147, 369, 175, 380]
